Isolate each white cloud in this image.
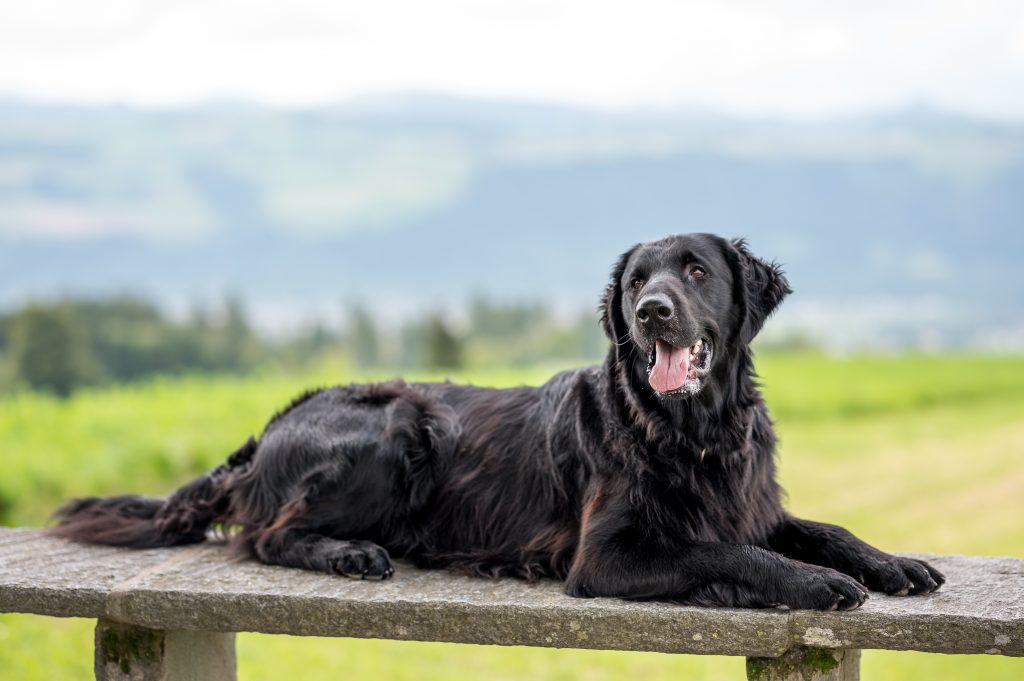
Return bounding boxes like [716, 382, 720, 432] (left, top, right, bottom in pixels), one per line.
[0, 0, 1022, 118]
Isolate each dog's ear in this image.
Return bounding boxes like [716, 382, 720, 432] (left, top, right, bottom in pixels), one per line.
[599, 245, 639, 346]
[725, 238, 792, 344]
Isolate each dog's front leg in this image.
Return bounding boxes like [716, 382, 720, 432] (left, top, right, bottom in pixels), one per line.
[564, 492, 868, 610]
[765, 515, 944, 596]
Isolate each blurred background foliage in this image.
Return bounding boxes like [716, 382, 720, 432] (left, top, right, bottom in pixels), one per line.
[0, 294, 615, 396]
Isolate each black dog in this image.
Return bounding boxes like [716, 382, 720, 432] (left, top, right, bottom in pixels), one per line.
[52, 233, 943, 610]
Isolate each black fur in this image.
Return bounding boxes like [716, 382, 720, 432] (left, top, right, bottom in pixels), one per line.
[51, 233, 944, 608]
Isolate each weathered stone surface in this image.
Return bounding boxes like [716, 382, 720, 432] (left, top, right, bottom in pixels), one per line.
[788, 554, 1024, 656]
[1, 528, 1022, 657]
[95, 619, 166, 681]
[95, 619, 236, 681]
[0, 527, 183, 619]
[747, 647, 860, 681]
[105, 544, 792, 656]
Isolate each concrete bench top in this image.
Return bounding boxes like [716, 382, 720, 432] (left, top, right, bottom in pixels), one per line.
[1, 528, 1021, 658]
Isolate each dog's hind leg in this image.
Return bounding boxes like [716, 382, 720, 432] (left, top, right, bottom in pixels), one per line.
[247, 461, 396, 579]
[232, 386, 456, 579]
[255, 528, 394, 579]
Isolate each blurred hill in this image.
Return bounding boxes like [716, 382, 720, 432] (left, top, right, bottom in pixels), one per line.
[1, 95, 1022, 350]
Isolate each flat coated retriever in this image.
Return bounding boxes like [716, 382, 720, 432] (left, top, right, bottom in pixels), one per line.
[52, 233, 943, 610]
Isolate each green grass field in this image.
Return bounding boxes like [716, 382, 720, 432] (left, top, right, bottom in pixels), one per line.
[2, 354, 1023, 680]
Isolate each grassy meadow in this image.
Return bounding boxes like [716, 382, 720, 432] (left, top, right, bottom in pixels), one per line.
[1, 354, 1023, 680]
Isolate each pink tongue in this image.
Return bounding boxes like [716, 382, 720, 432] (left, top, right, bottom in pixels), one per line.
[649, 339, 691, 393]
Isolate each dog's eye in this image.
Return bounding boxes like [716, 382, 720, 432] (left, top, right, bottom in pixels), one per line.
[630, 278, 645, 291]
[691, 266, 707, 280]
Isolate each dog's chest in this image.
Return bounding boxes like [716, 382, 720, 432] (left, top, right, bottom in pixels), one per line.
[644, 451, 775, 544]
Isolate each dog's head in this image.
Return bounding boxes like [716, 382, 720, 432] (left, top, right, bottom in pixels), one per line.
[601, 233, 791, 399]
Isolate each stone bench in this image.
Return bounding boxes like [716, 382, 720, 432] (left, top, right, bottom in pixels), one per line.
[0, 528, 1020, 680]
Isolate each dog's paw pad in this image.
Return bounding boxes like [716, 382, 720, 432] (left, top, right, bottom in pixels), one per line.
[325, 541, 393, 579]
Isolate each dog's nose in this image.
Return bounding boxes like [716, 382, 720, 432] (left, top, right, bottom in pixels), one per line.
[636, 293, 674, 324]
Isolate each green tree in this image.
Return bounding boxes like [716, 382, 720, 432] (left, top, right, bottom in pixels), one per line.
[423, 314, 463, 370]
[221, 295, 253, 371]
[469, 296, 548, 338]
[347, 303, 380, 367]
[8, 303, 99, 396]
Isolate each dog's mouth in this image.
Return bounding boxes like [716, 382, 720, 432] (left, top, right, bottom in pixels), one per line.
[646, 337, 713, 396]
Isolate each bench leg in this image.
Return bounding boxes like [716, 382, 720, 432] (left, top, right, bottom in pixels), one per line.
[746, 647, 860, 681]
[94, 619, 236, 681]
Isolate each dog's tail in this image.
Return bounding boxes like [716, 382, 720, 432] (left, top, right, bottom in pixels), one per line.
[48, 437, 257, 548]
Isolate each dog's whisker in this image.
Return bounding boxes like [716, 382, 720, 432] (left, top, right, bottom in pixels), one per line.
[611, 330, 634, 347]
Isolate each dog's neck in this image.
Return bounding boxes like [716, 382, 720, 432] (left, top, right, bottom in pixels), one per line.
[603, 346, 760, 456]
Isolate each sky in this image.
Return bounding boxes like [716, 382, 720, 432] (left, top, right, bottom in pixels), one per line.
[2, 0, 1023, 119]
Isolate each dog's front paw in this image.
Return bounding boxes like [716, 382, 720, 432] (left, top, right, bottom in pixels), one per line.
[778, 565, 869, 611]
[857, 556, 944, 596]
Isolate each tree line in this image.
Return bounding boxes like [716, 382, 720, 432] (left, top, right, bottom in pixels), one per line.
[0, 296, 609, 396]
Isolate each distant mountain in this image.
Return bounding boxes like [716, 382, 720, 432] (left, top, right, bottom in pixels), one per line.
[1, 96, 1022, 349]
